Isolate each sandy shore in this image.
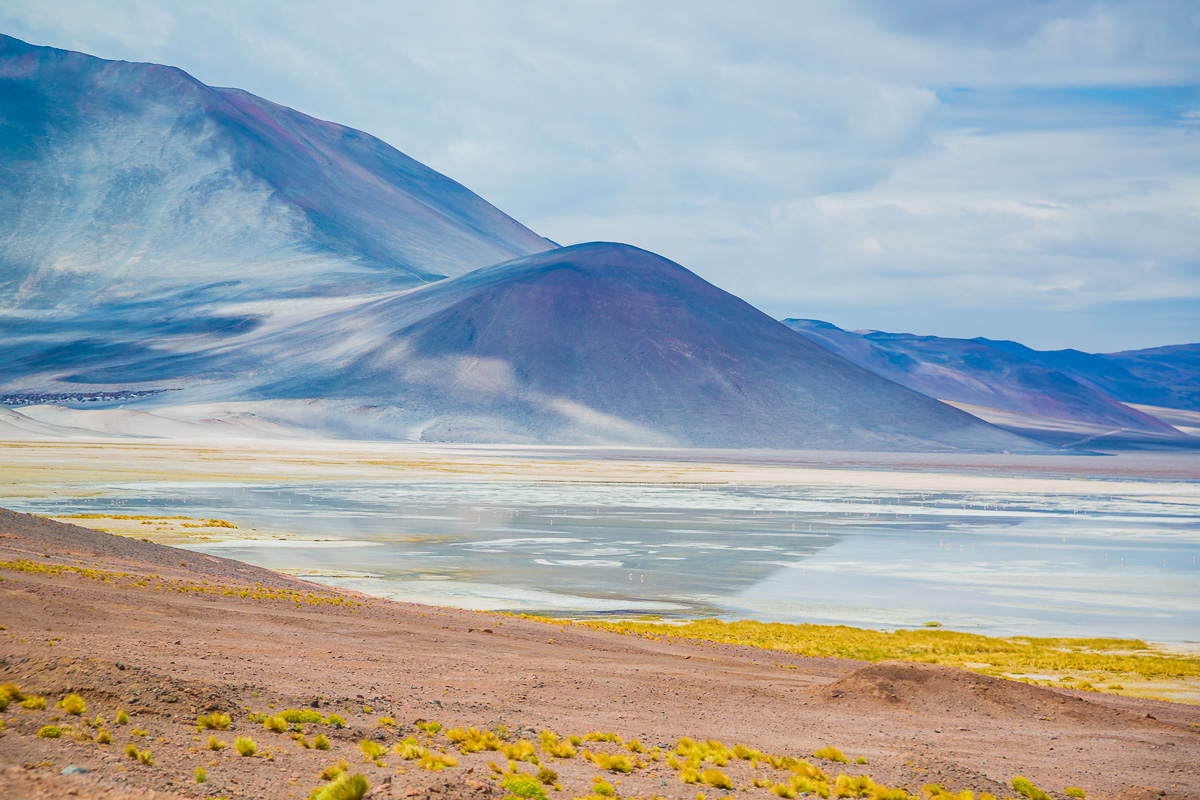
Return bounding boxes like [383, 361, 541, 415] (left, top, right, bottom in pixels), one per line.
[1, 509, 1197, 800]
[3, 440, 1200, 501]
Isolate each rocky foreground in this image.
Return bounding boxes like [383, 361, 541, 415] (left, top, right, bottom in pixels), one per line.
[0, 508, 1195, 800]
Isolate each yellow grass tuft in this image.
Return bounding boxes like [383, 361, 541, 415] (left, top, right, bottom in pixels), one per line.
[197, 711, 231, 730]
[814, 746, 847, 763]
[234, 736, 258, 757]
[59, 693, 86, 715]
[311, 773, 370, 800]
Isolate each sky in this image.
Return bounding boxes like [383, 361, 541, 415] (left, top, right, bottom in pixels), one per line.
[2, 1, 1198, 351]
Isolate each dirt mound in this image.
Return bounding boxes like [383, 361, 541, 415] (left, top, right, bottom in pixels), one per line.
[821, 660, 1138, 726]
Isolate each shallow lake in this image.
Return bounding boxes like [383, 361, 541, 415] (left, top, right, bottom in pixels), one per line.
[12, 474, 1199, 644]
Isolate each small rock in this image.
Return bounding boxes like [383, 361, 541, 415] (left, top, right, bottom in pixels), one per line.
[61, 766, 90, 775]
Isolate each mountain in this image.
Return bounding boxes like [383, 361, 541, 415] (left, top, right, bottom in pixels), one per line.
[89, 243, 1033, 451]
[785, 319, 1195, 449]
[0, 32, 552, 330]
[0, 37, 1039, 450]
[978, 340, 1200, 413]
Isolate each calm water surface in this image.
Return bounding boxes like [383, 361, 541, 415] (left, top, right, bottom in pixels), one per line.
[13, 478, 1199, 642]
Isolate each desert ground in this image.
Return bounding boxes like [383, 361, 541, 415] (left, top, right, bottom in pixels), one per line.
[0, 502, 1197, 800]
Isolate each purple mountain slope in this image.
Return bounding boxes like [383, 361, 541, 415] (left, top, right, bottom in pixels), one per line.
[178, 243, 1038, 450]
[979, 340, 1200, 413]
[785, 319, 1192, 448]
[0, 33, 553, 313]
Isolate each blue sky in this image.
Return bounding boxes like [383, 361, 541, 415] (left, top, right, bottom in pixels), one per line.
[3, 0, 1197, 351]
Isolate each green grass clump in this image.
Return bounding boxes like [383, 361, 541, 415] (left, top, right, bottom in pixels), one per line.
[813, 745, 847, 763]
[327, 714, 347, 728]
[235, 736, 258, 757]
[198, 711, 231, 730]
[416, 720, 442, 735]
[503, 773, 548, 800]
[311, 773, 370, 800]
[263, 714, 287, 733]
[38, 725, 62, 738]
[0, 683, 25, 702]
[1012, 777, 1052, 800]
[116, 709, 130, 725]
[583, 731, 621, 743]
[536, 766, 558, 785]
[314, 733, 331, 750]
[96, 729, 112, 745]
[206, 734, 226, 751]
[1065, 789, 1086, 799]
[195, 767, 207, 784]
[59, 693, 86, 715]
[21, 695, 46, 710]
[0, 695, 8, 712]
[377, 716, 397, 727]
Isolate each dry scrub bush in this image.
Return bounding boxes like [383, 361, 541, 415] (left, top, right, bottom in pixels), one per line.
[418, 751, 458, 771]
[393, 738, 426, 760]
[539, 730, 576, 758]
[205, 734, 226, 751]
[1012, 777, 1053, 800]
[502, 773, 548, 800]
[38, 725, 62, 738]
[449, 726, 503, 753]
[198, 711, 231, 730]
[59, 693, 86, 715]
[502, 739, 537, 762]
[265, 715, 288, 733]
[21, 695, 46, 710]
[319, 759, 352, 781]
[311, 773, 370, 800]
[235, 736, 258, 757]
[314, 734, 331, 750]
[584, 750, 634, 773]
[814, 746, 847, 763]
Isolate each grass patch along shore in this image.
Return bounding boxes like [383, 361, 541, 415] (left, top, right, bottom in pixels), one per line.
[552, 617, 1200, 702]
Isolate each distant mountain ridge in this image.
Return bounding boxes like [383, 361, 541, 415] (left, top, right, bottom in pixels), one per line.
[785, 319, 1198, 449]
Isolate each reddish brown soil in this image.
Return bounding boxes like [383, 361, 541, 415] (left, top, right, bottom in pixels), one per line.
[0, 509, 1196, 800]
